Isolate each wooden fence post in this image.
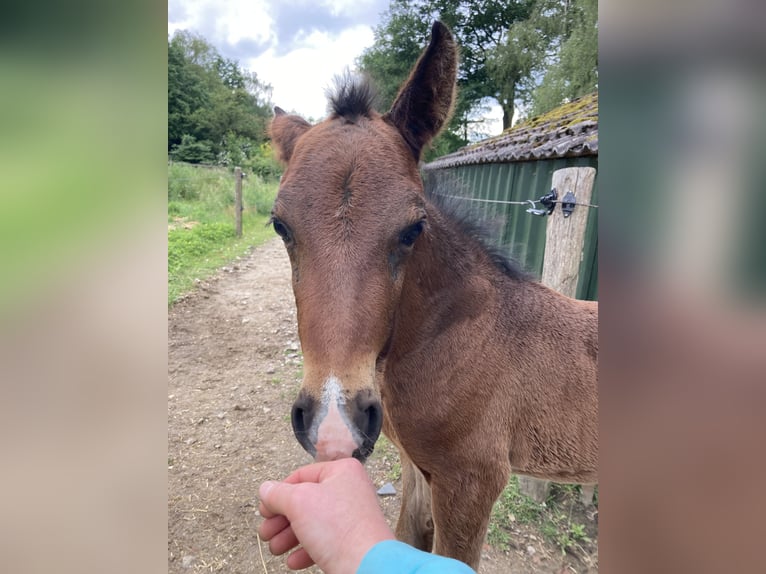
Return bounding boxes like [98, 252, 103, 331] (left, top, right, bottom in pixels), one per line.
[540, 167, 596, 295]
[234, 167, 243, 238]
[518, 166, 597, 505]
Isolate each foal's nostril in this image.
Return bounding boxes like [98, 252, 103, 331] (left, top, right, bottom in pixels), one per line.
[291, 405, 306, 432]
[352, 392, 383, 461]
[353, 397, 382, 439]
[364, 403, 382, 439]
[291, 393, 316, 456]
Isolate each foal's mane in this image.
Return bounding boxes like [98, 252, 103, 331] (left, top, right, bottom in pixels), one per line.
[424, 177, 533, 283]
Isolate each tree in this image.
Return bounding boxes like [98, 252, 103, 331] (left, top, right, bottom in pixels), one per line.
[168, 37, 210, 150]
[488, 0, 598, 121]
[359, 0, 598, 155]
[358, 0, 535, 155]
[529, 0, 597, 116]
[167, 31, 275, 165]
[170, 134, 215, 164]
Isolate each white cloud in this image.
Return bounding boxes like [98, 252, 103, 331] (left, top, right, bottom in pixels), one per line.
[168, 0, 273, 47]
[248, 25, 374, 120]
[168, 0, 502, 134]
[169, 0, 377, 121]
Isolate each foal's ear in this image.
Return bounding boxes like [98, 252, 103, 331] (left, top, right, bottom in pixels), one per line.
[384, 21, 458, 161]
[269, 107, 312, 164]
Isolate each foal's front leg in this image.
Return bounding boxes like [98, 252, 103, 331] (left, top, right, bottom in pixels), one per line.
[430, 462, 510, 571]
[395, 452, 434, 552]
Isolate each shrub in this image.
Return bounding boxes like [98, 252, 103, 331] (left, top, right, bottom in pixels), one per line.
[170, 134, 215, 164]
[246, 142, 282, 180]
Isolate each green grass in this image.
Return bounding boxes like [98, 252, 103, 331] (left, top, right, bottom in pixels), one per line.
[488, 477, 595, 555]
[167, 162, 278, 305]
[487, 475, 546, 548]
[370, 435, 402, 483]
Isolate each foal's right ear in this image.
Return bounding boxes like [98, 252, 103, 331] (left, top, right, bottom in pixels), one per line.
[269, 106, 312, 164]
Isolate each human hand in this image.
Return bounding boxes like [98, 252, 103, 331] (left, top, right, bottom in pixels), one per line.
[258, 457, 395, 574]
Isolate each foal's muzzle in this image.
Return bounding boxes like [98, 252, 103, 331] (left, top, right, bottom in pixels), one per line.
[291, 388, 383, 463]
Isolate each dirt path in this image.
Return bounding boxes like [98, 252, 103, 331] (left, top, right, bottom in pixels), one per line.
[168, 238, 596, 574]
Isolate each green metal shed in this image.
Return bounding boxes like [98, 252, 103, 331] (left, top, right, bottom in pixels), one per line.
[422, 93, 599, 300]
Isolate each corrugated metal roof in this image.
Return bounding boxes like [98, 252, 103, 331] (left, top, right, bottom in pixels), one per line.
[424, 92, 598, 170]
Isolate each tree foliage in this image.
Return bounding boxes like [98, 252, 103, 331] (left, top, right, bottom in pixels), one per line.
[168, 31, 277, 174]
[358, 0, 535, 157]
[483, 0, 597, 120]
[528, 0, 597, 116]
[358, 0, 597, 154]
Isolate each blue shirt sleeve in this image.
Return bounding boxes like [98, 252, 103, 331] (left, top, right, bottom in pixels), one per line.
[357, 540, 476, 574]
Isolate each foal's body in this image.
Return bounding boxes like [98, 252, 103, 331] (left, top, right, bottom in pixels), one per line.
[380, 206, 598, 560]
[268, 21, 597, 570]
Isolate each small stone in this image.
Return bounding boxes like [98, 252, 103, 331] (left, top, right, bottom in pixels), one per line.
[214, 444, 222, 449]
[262, 407, 271, 414]
[526, 545, 536, 556]
[233, 404, 248, 411]
[242, 317, 251, 324]
[377, 482, 397, 496]
[181, 555, 195, 568]
[265, 367, 276, 374]
[185, 438, 197, 445]
[217, 412, 226, 420]
[168, 394, 175, 400]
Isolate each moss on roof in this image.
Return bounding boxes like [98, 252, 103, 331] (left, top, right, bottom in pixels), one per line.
[516, 92, 598, 131]
[425, 92, 598, 170]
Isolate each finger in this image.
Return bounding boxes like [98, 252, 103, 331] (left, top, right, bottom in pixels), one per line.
[258, 499, 280, 519]
[258, 514, 290, 541]
[258, 480, 297, 517]
[260, 478, 320, 518]
[267, 523, 300, 556]
[286, 547, 315, 570]
[280, 462, 329, 485]
[282, 457, 365, 485]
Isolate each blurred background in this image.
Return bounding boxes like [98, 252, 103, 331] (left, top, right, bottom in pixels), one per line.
[1, 0, 764, 572]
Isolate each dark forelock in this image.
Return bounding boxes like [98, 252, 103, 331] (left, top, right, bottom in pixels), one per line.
[326, 72, 379, 121]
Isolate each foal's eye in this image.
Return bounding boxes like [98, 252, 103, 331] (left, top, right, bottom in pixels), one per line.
[399, 221, 424, 247]
[271, 217, 292, 242]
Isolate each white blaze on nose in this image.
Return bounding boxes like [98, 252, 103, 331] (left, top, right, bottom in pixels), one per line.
[315, 376, 359, 462]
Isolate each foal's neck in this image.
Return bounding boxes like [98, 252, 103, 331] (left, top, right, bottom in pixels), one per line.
[394, 203, 521, 344]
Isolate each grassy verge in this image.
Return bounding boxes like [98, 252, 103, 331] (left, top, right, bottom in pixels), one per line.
[168, 162, 278, 305]
[488, 476, 597, 557]
[371, 435, 403, 483]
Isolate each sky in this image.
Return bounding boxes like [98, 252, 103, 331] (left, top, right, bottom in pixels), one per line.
[168, 0, 391, 121]
[168, 0, 503, 132]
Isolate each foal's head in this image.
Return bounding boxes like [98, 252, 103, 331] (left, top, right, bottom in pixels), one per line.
[269, 22, 457, 462]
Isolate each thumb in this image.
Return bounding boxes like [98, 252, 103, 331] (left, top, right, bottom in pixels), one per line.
[259, 480, 295, 516]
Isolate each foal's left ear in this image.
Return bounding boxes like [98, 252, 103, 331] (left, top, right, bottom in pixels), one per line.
[269, 107, 312, 165]
[384, 21, 458, 161]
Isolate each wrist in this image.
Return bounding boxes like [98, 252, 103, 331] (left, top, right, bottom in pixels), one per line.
[341, 524, 395, 574]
